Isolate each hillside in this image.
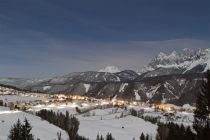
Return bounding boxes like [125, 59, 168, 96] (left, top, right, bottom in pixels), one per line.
[0, 48, 209, 105]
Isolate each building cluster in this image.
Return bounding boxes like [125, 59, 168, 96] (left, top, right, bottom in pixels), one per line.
[0, 85, 195, 113]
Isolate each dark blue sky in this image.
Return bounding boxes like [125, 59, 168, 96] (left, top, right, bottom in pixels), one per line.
[0, 0, 210, 78]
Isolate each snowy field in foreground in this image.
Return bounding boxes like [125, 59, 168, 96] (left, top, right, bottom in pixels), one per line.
[78, 115, 157, 140]
[47, 107, 157, 140]
[0, 107, 68, 140]
[33, 105, 158, 140]
[0, 101, 193, 140]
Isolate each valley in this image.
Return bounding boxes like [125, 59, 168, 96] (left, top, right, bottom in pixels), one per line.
[0, 85, 195, 139]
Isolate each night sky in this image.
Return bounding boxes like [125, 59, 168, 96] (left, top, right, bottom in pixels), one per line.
[0, 0, 210, 78]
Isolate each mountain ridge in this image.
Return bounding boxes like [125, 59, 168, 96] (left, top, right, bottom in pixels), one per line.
[141, 48, 210, 77]
[0, 48, 209, 105]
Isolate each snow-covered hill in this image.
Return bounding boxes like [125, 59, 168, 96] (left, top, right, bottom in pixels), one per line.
[141, 48, 210, 77]
[78, 112, 157, 140]
[0, 107, 68, 140]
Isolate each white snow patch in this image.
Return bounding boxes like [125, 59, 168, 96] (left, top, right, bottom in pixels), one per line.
[112, 95, 118, 100]
[134, 90, 141, 100]
[119, 83, 128, 93]
[95, 73, 100, 78]
[116, 76, 120, 82]
[83, 84, 90, 93]
[43, 86, 51, 91]
[182, 104, 196, 110]
[146, 84, 161, 99]
[99, 66, 120, 73]
[177, 79, 186, 86]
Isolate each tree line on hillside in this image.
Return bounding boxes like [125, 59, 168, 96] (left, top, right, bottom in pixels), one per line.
[36, 109, 118, 140]
[36, 109, 88, 140]
[156, 122, 195, 140]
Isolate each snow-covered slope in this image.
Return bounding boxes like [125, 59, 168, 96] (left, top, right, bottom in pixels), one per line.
[99, 66, 120, 73]
[0, 107, 68, 140]
[78, 115, 157, 140]
[48, 107, 157, 140]
[141, 48, 210, 77]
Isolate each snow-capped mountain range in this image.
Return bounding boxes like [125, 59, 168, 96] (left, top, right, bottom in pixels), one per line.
[0, 48, 209, 105]
[141, 48, 210, 77]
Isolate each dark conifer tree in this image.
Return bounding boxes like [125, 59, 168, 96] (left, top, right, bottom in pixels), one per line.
[156, 123, 169, 140]
[96, 134, 104, 140]
[67, 115, 80, 140]
[145, 134, 150, 140]
[140, 133, 145, 140]
[193, 70, 210, 140]
[184, 126, 195, 140]
[96, 134, 100, 140]
[100, 135, 104, 140]
[21, 118, 34, 140]
[106, 133, 115, 140]
[8, 119, 23, 140]
[8, 119, 34, 140]
[57, 131, 62, 140]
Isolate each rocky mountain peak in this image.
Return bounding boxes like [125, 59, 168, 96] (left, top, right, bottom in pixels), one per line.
[98, 66, 120, 73]
[141, 48, 210, 77]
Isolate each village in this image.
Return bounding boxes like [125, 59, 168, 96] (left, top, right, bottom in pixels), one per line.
[0, 85, 195, 115]
[0, 85, 196, 139]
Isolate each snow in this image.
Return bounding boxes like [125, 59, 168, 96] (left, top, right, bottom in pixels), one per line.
[157, 52, 168, 60]
[50, 77, 68, 84]
[31, 105, 158, 140]
[204, 58, 210, 72]
[134, 90, 141, 100]
[112, 95, 118, 100]
[78, 115, 157, 140]
[0, 107, 69, 140]
[142, 48, 210, 75]
[119, 83, 128, 93]
[182, 104, 195, 110]
[146, 85, 161, 99]
[129, 105, 194, 126]
[95, 73, 100, 78]
[32, 104, 77, 114]
[116, 76, 121, 82]
[33, 104, 158, 140]
[43, 86, 51, 90]
[0, 92, 197, 140]
[99, 66, 120, 73]
[83, 84, 91, 93]
[177, 79, 186, 86]
[183, 59, 204, 73]
[77, 108, 157, 140]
